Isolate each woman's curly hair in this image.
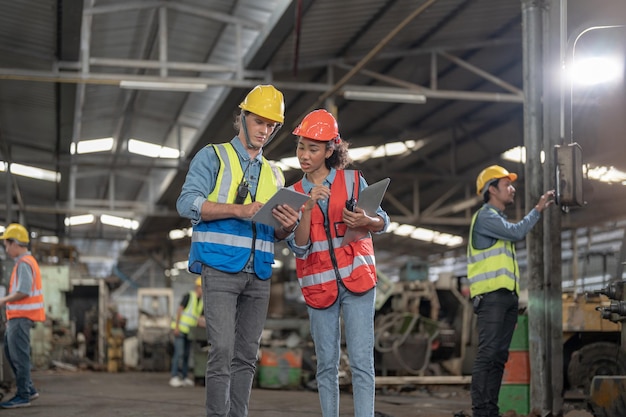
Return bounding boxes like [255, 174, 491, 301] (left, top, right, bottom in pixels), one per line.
[325, 139, 352, 170]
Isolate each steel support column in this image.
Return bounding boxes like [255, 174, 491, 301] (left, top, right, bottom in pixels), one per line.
[522, 0, 550, 415]
[543, 0, 565, 415]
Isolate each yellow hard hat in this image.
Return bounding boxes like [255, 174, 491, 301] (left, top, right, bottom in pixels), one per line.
[239, 85, 285, 124]
[0, 223, 30, 244]
[195, 277, 202, 287]
[476, 165, 518, 196]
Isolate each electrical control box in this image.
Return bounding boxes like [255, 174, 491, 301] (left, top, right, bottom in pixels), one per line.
[555, 143, 584, 207]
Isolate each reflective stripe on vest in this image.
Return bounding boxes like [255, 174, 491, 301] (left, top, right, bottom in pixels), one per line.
[188, 143, 283, 279]
[171, 291, 203, 334]
[7, 255, 46, 322]
[293, 170, 377, 309]
[467, 208, 518, 298]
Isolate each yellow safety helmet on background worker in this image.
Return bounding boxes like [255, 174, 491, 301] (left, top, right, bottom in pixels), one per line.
[195, 277, 202, 287]
[0, 223, 30, 244]
[292, 109, 340, 142]
[476, 165, 518, 196]
[239, 84, 285, 124]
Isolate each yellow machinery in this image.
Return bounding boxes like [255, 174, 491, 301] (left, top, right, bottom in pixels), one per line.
[563, 291, 625, 394]
[582, 281, 626, 417]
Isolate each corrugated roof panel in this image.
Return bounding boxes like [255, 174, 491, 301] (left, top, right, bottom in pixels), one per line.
[167, 2, 234, 62]
[270, 0, 388, 67]
[0, 0, 58, 161]
[0, 81, 57, 154]
[424, 0, 522, 45]
[0, 0, 57, 64]
[90, 9, 155, 61]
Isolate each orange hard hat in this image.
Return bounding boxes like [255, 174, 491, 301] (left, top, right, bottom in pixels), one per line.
[292, 109, 340, 142]
[476, 165, 518, 196]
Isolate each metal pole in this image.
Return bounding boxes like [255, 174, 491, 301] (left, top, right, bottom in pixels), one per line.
[521, 0, 548, 414]
[544, 0, 564, 414]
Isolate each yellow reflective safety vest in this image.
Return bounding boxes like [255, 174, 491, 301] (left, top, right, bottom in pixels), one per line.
[7, 254, 46, 322]
[188, 143, 284, 279]
[171, 291, 203, 334]
[467, 207, 519, 298]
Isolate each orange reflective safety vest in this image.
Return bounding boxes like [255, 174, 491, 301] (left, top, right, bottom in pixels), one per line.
[293, 170, 377, 309]
[7, 254, 46, 322]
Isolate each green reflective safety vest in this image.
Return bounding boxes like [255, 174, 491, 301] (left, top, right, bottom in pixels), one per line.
[171, 291, 203, 335]
[467, 207, 519, 298]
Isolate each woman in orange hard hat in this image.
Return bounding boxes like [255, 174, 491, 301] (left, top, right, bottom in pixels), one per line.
[468, 165, 554, 417]
[275, 109, 389, 417]
[176, 85, 300, 417]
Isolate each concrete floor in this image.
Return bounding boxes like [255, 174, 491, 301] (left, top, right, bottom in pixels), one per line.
[0, 370, 596, 417]
[0, 370, 473, 417]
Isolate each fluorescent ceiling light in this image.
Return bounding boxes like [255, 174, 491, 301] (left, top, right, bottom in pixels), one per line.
[65, 214, 95, 226]
[70, 137, 114, 155]
[586, 165, 626, 185]
[344, 90, 427, 104]
[411, 227, 435, 241]
[100, 214, 139, 230]
[128, 139, 180, 159]
[393, 224, 417, 237]
[119, 80, 208, 92]
[501, 146, 545, 163]
[39, 236, 59, 244]
[275, 157, 301, 172]
[385, 222, 462, 247]
[173, 260, 188, 270]
[350, 146, 377, 161]
[1, 161, 61, 182]
[169, 228, 192, 240]
[277, 139, 425, 172]
[351, 139, 425, 162]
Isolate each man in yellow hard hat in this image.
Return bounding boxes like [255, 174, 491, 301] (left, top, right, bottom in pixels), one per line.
[467, 165, 555, 417]
[169, 277, 204, 388]
[176, 85, 300, 417]
[0, 223, 45, 409]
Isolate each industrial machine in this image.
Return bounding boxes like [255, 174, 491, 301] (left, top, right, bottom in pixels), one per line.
[583, 280, 626, 417]
[137, 288, 174, 372]
[373, 272, 475, 377]
[372, 268, 626, 395]
[563, 290, 625, 394]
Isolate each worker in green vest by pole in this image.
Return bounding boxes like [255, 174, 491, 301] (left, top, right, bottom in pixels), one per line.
[467, 165, 554, 417]
[170, 277, 204, 387]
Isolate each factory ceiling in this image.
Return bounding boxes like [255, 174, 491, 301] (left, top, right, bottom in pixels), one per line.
[0, 0, 625, 282]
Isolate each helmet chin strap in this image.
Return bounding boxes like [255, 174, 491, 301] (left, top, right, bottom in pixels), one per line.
[240, 112, 257, 149]
[240, 112, 283, 150]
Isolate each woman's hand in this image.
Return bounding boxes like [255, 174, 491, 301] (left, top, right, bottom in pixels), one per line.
[342, 207, 381, 230]
[303, 185, 331, 211]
